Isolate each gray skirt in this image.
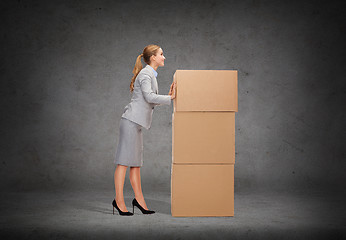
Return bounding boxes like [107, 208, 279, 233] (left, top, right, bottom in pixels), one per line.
[114, 117, 143, 167]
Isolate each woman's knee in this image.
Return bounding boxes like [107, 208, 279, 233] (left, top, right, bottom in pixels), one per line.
[115, 164, 128, 174]
[117, 164, 128, 169]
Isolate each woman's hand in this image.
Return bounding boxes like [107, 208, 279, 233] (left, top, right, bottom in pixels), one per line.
[169, 82, 176, 100]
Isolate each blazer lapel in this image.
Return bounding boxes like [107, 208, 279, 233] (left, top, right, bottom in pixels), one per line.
[145, 65, 158, 94]
[152, 75, 158, 94]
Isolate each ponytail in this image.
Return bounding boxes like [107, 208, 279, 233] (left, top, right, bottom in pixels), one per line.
[130, 54, 143, 92]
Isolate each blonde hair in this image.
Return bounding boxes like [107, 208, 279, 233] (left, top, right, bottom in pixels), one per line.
[130, 44, 161, 92]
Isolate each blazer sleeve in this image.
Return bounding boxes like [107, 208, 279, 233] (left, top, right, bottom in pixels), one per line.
[138, 73, 171, 105]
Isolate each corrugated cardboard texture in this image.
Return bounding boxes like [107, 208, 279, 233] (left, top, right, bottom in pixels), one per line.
[171, 164, 234, 217]
[172, 112, 235, 164]
[173, 70, 238, 112]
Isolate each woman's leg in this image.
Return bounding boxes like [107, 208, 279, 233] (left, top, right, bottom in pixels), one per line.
[114, 164, 128, 211]
[129, 167, 149, 210]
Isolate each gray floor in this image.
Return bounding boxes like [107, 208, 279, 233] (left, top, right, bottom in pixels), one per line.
[1, 190, 345, 240]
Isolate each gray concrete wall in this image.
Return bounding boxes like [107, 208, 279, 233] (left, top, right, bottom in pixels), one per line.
[1, 0, 345, 194]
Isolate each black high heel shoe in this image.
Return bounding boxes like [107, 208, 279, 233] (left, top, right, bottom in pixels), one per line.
[112, 199, 133, 216]
[132, 198, 155, 214]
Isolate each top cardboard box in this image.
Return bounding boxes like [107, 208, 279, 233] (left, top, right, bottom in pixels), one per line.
[173, 70, 238, 112]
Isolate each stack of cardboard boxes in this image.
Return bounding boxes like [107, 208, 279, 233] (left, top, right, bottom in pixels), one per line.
[171, 70, 238, 217]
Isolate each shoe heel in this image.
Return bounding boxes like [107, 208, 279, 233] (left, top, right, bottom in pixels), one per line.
[113, 206, 114, 215]
[133, 204, 134, 214]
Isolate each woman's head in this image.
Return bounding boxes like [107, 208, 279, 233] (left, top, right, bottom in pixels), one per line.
[130, 44, 164, 92]
[142, 44, 161, 65]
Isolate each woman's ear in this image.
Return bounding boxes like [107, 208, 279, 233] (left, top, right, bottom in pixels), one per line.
[150, 55, 155, 63]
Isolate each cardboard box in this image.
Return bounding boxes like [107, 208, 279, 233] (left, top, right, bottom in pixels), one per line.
[173, 70, 238, 112]
[172, 112, 235, 164]
[171, 164, 234, 217]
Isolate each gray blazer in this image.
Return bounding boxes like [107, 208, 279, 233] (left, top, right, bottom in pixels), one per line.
[122, 65, 171, 129]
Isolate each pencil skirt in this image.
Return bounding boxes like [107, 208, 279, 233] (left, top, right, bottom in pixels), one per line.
[114, 117, 143, 167]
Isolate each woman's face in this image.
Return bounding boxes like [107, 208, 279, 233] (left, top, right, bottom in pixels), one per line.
[151, 48, 166, 67]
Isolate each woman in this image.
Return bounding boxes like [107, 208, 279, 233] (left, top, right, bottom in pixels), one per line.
[112, 44, 176, 216]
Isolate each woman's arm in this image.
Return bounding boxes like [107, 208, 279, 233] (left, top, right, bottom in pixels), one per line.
[139, 74, 171, 105]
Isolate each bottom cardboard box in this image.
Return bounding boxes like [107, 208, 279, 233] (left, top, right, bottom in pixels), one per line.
[171, 164, 234, 217]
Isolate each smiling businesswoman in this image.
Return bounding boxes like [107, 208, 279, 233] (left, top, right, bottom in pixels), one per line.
[112, 45, 176, 216]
